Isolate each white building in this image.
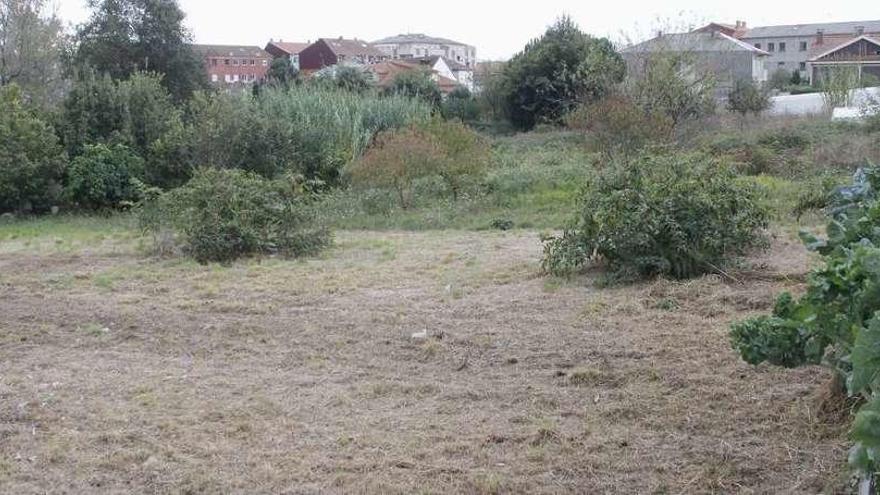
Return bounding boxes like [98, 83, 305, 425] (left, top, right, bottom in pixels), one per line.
[372, 33, 477, 68]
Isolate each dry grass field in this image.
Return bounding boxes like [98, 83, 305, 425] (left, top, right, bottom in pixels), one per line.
[0, 223, 852, 493]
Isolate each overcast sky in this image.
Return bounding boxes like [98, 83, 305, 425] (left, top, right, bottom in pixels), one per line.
[53, 0, 878, 60]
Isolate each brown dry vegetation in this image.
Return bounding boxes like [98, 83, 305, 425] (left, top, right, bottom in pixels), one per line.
[0, 227, 851, 494]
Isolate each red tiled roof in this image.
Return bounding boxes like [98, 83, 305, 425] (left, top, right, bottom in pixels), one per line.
[368, 60, 460, 94]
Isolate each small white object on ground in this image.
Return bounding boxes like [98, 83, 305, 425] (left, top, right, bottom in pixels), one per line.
[411, 330, 428, 340]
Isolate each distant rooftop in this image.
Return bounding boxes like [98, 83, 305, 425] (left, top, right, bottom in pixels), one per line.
[266, 41, 310, 55]
[317, 38, 386, 57]
[191, 44, 270, 58]
[743, 20, 880, 38]
[622, 31, 769, 55]
[373, 33, 472, 47]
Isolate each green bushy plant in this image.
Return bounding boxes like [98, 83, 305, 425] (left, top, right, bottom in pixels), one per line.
[542, 152, 768, 280]
[141, 168, 331, 263]
[66, 144, 145, 209]
[729, 167, 880, 478]
[0, 84, 67, 213]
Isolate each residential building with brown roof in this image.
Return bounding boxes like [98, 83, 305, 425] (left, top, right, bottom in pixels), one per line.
[191, 44, 271, 86]
[298, 38, 388, 71]
[738, 20, 880, 79]
[368, 60, 461, 95]
[264, 40, 310, 70]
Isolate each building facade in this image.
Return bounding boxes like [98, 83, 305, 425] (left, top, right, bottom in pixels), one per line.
[809, 35, 880, 85]
[739, 20, 880, 79]
[192, 44, 271, 86]
[372, 34, 476, 69]
[621, 30, 769, 99]
[298, 38, 388, 71]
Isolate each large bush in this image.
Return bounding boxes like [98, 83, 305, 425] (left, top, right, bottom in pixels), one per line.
[66, 144, 144, 209]
[0, 84, 67, 213]
[142, 168, 331, 263]
[497, 16, 624, 130]
[543, 153, 768, 279]
[729, 167, 880, 479]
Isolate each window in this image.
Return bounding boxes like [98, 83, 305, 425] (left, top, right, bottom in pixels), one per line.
[211, 58, 217, 66]
[250, 59, 255, 66]
[225, 74, 232, 83]
[767, 42, 775, 52]
[754, 43, 761, 49]
[800, 41, 808, 51]
[211, 74, 218, 82]
[262, 60, 268, 66]
[799, 62, 806, 70]
[224, 59, 230, 65]
[779, 42, 786, 52]
[777, 62, 785, 68]
[233, 59, 239, 66]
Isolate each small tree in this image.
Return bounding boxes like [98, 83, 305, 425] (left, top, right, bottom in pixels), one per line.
[790, 70, 802, 86]
[626, 52, 717, 131]
[820, 66, 860, 109]
[384, 69, 441, 107]
[422, 119, 491, 200]
[349, 125, 440, 208]
[0, 84, 66, 213]
[727, 78, 772, 123]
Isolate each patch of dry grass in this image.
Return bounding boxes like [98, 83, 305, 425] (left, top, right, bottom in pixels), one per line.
[0, 227, 850, 493]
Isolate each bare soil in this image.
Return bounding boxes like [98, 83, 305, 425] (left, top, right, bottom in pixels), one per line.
[0, 229, 850, 494]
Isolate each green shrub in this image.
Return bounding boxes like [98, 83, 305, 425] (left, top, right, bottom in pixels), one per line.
[142, 168, 331, 263]
[0, 85, 67, 213]
[729, 167, 880, 477]
[543, 152, 768, 280]
[66, 144, 145, 209]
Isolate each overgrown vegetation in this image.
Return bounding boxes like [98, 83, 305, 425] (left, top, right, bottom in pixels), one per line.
[543, 152, 768, 280]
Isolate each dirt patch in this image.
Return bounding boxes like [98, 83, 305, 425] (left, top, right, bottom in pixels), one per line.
[0, 230, 850, 493]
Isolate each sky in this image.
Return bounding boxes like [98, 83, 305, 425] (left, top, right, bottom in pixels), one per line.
[53, 0, 878, 61]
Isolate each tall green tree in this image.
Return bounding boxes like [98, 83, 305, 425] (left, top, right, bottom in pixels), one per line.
[498, 16, 625, 130]
[75, 0, 207, 100]
[0, 84, 66, 213]
[0, 0, 67, 107]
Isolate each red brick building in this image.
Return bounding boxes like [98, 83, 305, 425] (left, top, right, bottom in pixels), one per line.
[298, 38, 388, 72]
[192, 44, 272, 86]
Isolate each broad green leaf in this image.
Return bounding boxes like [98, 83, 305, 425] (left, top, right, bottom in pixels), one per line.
[853, 398, 880, 449]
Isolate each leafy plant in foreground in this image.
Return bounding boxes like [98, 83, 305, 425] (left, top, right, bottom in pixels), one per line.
[730, 166, 880, 477]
